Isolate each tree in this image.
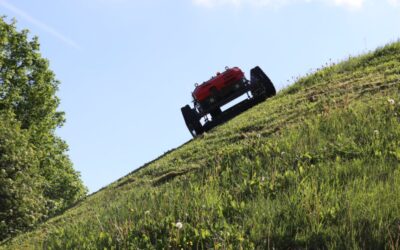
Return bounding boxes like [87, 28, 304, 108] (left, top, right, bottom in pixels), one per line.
[0, 113, 45, 239]
[0, 17, 87, 240]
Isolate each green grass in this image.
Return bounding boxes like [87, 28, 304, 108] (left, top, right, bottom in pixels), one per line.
[2, 42, 400, 249]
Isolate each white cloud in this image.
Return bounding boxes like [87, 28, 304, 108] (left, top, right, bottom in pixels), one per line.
[193, 0, 366, 10]
[388, 0, 400, 6]
[0, 0, 81, 50]
[333, 0, 363, 9]
[193, 0, 242, 8]
[193, 0, 292, 8]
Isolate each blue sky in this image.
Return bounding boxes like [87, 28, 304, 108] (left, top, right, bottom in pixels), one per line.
[0, 0, 399, 193]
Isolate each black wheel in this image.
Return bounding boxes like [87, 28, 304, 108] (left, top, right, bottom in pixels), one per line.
[250, 66, 276, 99]
[262, 75, 276, 98]
[181, 105, 203, 137]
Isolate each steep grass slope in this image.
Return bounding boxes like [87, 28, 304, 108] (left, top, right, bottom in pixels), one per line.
[2, 42, 400, 249]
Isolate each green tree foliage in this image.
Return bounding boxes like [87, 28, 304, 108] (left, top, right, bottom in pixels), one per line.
[0, 17, 87, 240]
[0, 114, 44, 240]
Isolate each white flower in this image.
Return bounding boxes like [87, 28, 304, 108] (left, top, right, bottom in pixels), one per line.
[374, 130, 379, 135]
[388, 98, 395, 105]
[175, 221, 183, 230]
[144, 210, 150, 215]
[261, 176, 265, 182]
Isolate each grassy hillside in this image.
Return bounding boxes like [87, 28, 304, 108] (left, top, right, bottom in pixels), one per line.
[2, 42, 400, 249]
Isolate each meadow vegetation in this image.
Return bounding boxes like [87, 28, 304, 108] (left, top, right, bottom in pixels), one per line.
[2, 42, 400, 249]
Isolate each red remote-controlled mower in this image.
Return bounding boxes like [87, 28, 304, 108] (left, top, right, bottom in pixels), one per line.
[181, 66, 276, 137]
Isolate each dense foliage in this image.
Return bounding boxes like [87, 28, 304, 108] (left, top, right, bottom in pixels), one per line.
[2, 42, 400, 249]
[0, 17, 86, 240]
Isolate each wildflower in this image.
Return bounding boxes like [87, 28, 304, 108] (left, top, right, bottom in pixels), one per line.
[257, 134, 261, 138]
[374, 130, 379, 135]
[388, 98, 395, 105]
[281, 151, 286, 156]
[144, 210, 150, 215]
[261, 176, 265, 182]
[175, 221, 183, 230]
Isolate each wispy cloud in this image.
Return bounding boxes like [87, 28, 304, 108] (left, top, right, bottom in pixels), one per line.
[194, 0, 283, 8]
[388, 0, 400, 6]
[333, 0, 364, 9]
[193, 0, 367, 10]
[0, 0, 81, 50]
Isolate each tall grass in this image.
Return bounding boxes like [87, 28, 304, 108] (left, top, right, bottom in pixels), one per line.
[2, 42, 400, 249]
